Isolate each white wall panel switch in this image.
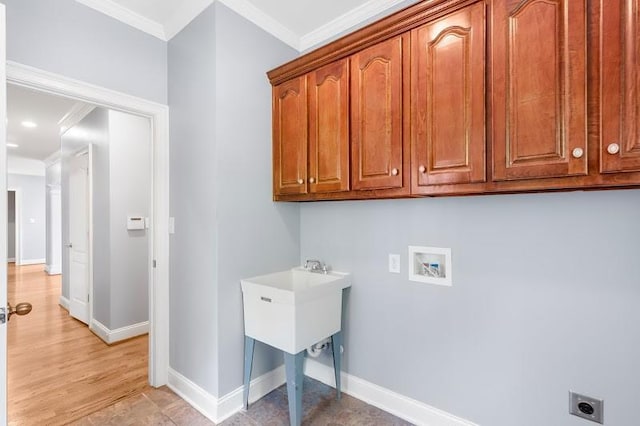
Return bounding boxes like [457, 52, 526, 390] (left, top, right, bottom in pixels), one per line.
[389, 254, 400, 273]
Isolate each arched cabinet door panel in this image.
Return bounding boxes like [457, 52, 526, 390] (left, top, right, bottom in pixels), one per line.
[491, 0, 588, 181]
[601, 0, 640, 173]
[308, 59, 350, 193]
[273, 76, 308, 196]
[351, 35, 407, 190]
[411, 1, 486, 191]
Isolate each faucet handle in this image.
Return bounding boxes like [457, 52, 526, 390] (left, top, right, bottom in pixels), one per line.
[304, 259, 321, 269]
[304, 259, 330, 274]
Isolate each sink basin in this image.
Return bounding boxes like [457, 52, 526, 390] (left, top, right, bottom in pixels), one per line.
[241, 267, 350, 354]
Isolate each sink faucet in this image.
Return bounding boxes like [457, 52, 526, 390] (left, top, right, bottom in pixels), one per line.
[304, 259, 329, 274]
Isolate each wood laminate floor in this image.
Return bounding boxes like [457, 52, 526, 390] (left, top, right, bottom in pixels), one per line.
[7, 263, 149, 425]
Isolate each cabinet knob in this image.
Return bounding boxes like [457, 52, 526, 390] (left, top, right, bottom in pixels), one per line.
[571, 147, 584, 159]
[309, 177, 315, 184]
[391, 168, 399, 176]
[418, 165, 426, 173]
[607, 143, 620, 155]
[297, 178, 304, 185]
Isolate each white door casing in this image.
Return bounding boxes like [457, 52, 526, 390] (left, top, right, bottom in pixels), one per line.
[68, 151, 90, 324]
[0, 5, 7, 424]
[2, 60, 170, 423]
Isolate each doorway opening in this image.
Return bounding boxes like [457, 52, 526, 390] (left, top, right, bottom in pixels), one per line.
[0, 63, 168, 422]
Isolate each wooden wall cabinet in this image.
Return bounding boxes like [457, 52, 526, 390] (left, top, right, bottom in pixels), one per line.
[273, 61, 350, 197]
[268, 0, 640, 201]
[600, 0, 640, 174]
[411, 2, 486, 192]
[351, 36, 408, 191]
[490, 0, 588, 181]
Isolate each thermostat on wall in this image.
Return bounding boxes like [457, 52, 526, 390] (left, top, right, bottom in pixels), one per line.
[127, 216, 145, 230]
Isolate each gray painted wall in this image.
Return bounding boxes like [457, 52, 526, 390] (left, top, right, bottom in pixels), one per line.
[1, 0, 167, 104]
[214, 3, 300, 397]
[168, 4, 220, 395]
[7, 173, 46, 262]
[300, 190, 640, 426]
[107, 110, 150, 329]
[167, 3, 299, 397]
[7, 191, 15, 259]
[61, 109, 149, 330]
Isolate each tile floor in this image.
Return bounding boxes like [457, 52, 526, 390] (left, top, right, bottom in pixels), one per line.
[71, 377, 413, 425]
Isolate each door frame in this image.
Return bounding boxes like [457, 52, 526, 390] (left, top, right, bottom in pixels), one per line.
[6, 189, 19, 265]
[67, 146, 93, 325]
[5, 61, 170, 387]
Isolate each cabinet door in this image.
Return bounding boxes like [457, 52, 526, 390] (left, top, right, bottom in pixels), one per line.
[351, 36, 406, 190]
[601, 0, 640, 173]
[273, 77, 308, 195]
[411, 2, 485, 190]
[308, 59, 350, 193]
[491, 0, 587, 181]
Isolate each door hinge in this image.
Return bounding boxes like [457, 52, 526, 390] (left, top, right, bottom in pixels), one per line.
[153, 260, 157, 268]
[0, 307, 5, 324]
[87, 294, 90, 303]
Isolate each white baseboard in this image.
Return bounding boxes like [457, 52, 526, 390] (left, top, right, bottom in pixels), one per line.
[303, 358, 477, 426]
[58, 295, 70, 311]
[216, 364, 286, 422]
[167, 364, 286, 424]
[168, 357, 475, 426]
[18, 258, 46, 266]
[89, 319, 149, 344]
[7, 257, 15, 262]
[45, 264, 61, 275]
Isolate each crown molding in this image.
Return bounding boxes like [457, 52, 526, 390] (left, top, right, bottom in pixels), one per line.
[58, 102, 96, 135]
[299, 0, 414, 51]
[43, 151, 61, 167]
[75, 0, 166, 40]
[75, 0, 413, 53]
[165, 0, 214, 40]
[217, 0, 300, 50]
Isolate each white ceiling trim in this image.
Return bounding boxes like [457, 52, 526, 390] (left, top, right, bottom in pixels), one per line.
[299, 0, 410, 51]
[58, 102, 96, 135]
[164, 0, 214, 40]
[75, 0, 410, 52]
[217, 0, 300, 50]
[7, 155, 46, 177]
[75, 0, 167, 40]
[43, 151, 61, 168]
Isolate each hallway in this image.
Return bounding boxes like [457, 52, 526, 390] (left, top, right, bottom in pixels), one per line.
[7, 264, 148, 425]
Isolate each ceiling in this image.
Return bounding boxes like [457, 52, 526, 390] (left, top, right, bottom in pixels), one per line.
[75, 0, 415, 50]
[7, 85, 85, 161]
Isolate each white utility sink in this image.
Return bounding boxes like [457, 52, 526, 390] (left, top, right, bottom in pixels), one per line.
[241, 267, 351, 354]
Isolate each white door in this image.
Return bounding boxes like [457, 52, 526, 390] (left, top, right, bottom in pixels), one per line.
[0, 4, 8, 424]
[68, 152, 90, 324]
